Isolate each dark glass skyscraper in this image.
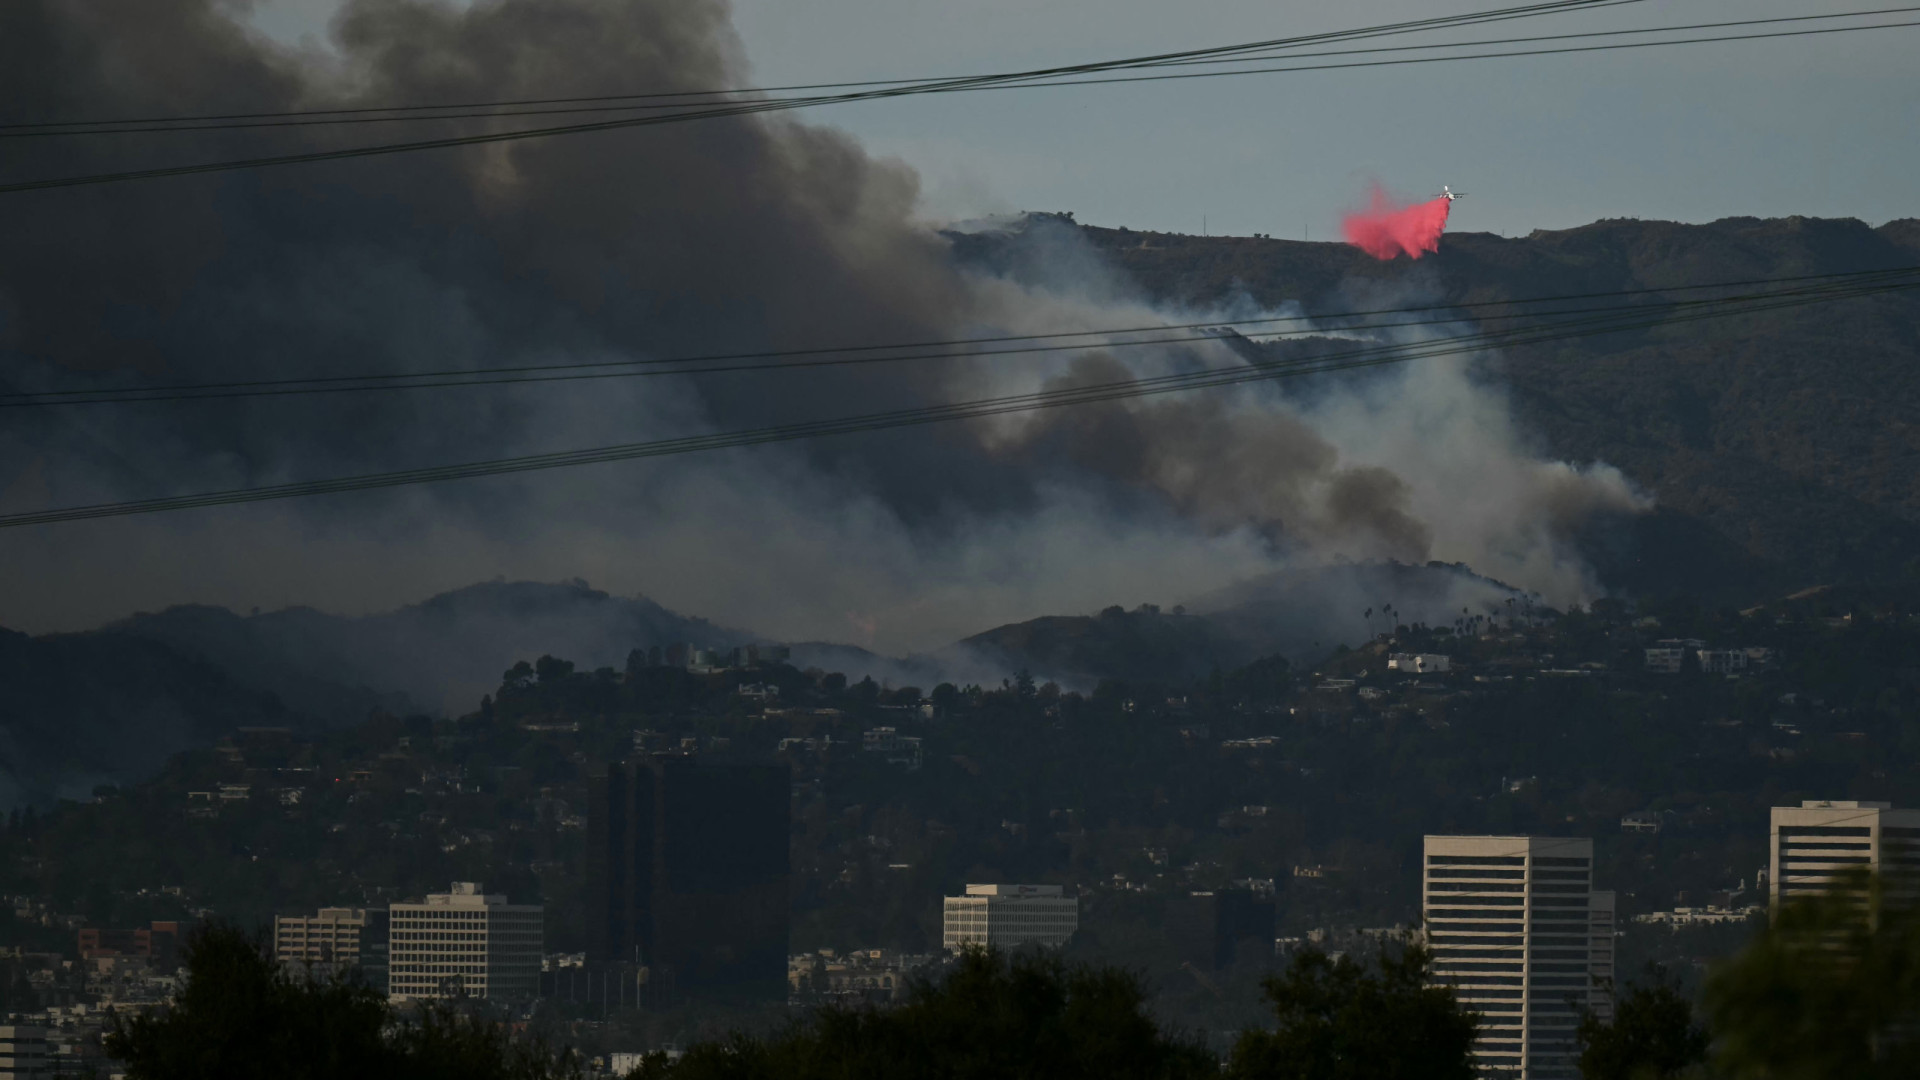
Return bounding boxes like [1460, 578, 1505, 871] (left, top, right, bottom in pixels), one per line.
[1166, 889, 1275, 971]
[588, 756, 791, 999]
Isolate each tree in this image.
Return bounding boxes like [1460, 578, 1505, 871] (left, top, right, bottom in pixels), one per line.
[643, 948, 1214, 1080]
[106, 922, 576, 1080]
[106, 923, 391, 1080]
[930, 682, 958, 711]
[1227, 944, 1476, 1080]
[1576, 965, 1707, 1079]
[534, 655, 576, 686]
[1014, 669, 1037, 698]
[1703, 873, 1920, 1080]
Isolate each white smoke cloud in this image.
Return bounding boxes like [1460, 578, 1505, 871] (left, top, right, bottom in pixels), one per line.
[0, 0, 1648, 669]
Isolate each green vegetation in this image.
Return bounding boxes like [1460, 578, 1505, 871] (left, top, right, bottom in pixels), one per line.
[93, 883, 1920, 1079]
[1703, 873, 1920, 1079]
[1576, 966, 1708, 1080]
[1227, 945, 1474, 1080]
[105, 923, 577, 1080]
[640, 948, 1218, 1080]
[5, 586, 1920, 1042]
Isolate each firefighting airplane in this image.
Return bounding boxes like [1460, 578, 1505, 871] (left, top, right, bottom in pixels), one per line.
[1438, 185, 1467, 202]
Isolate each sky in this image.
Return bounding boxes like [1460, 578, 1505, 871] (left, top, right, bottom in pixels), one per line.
[0, 0, 1912, 652]
[245, 0, 1920, 238]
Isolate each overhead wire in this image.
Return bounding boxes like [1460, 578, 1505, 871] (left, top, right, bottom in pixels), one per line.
[0, 0, 1645, 135]
[5, 17, 1912, 196]
[3, 267, 1913, 529]
[6, 4, 1910, 138]
[21, 0, 1901, 195]
[6, 266, 1917, 407]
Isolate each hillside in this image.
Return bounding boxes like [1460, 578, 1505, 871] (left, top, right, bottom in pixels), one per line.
[961, 561, 1525, 684]
[959, 214, 1920, 603]
[0, 628, 297, 809]
[0, 582, 752, 810]
[960, 605, 1254, 687]
[110, 580, 747, 717]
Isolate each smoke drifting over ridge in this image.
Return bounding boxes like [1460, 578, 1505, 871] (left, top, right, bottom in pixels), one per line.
[0, 0, 1643, 652]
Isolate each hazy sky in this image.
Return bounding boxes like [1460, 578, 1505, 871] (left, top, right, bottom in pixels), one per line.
[3, 0, 1913, 646]
[245, 0, 1920, 237]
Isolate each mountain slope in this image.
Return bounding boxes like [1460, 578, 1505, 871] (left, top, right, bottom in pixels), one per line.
[960, 605, 1255, 687]
[110, 580, 749, 716]
[982, 214, 1920, 602]
[0, 627, 294, 809]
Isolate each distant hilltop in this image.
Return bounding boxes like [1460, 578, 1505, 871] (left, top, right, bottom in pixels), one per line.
[956, 213, 1920, 604]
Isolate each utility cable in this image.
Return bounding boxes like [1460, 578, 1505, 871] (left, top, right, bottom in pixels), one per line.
[7, 5, 1907, 138]
[0, 0, 1643, 135]
[0, 0, 1690, 194]
[6, 266, 1916, 407]
[2, 269, 1911, 529]
[5, 17, 1911, 196]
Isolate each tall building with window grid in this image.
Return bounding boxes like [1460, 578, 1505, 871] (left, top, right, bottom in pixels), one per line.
[274, 907, 388, 990]
[387, 883, 543, 1003]
[942, 885, 1078, 951]
[1422, 836, 1612, 1080]
[1770, 800, 1920, 910]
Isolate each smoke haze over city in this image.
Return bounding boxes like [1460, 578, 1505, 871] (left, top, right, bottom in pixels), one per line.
[1, 0, 1646, 655]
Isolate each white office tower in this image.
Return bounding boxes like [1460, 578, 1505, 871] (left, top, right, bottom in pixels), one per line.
[274, 907, 387, 984]
[1423, 836, 1611, 1080]
[942, 885, 1079, 951]
[1770, 800, 1920, 911]
[0, 1027, 49, 1080]
[387, 882, 544, 1003]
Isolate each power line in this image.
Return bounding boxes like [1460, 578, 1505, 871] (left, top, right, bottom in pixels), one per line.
[0, 0, 1745, 195]
[3, 269, 1911, 529]
[1143, 6, 1920, 70]
[7, 267, 1915, 407]
[985, 19, 1920, 92]
[0, 0, 1643, 134]
[5, 16, 1910, 197]
[9, 5, 1910, 139]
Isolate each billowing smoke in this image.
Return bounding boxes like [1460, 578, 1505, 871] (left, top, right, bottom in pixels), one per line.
[1341, 184, 1452, 260]
[0, 0, 1642, 663]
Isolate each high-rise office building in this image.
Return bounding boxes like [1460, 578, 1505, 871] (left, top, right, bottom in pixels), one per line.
[941, 885, 1079, 951]
[274, 907, 389, 990]
[0, 1026, 49, 1080]
[588, 756, 791, 999]
[1166, 889, 1275, 970]
[1423, 836, 1612, 1080]
[387, 883, 543, 1003]
[1769, 800, 1920, 910]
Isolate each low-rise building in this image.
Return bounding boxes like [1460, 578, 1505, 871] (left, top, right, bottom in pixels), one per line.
[275, 907, 389, 990]
[1387, 654, 1451, 674]
[862, 727, 923, 770]
[1620, 812, 1664, 835]
[1644, 639, 1706, 674]
[1696, 650, 1749, 675]
[787, 949, 933, 1004]
[387, 883, 543, 1003]
[75, 922, 180, 968]
[941, 885, 1078, 952]
[1631, 906, 1762, 927]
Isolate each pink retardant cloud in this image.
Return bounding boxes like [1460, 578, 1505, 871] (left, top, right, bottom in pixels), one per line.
[1341, 185, 1451, 260]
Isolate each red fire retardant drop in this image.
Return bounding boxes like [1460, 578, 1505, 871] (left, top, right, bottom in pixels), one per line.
[1341, 186, 1451, 260]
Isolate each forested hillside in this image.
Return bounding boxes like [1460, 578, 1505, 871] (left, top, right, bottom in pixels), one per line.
[969, 214, 1920, 603]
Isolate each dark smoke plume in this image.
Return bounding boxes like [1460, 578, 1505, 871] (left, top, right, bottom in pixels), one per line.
[0, 0, 1641, 655]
